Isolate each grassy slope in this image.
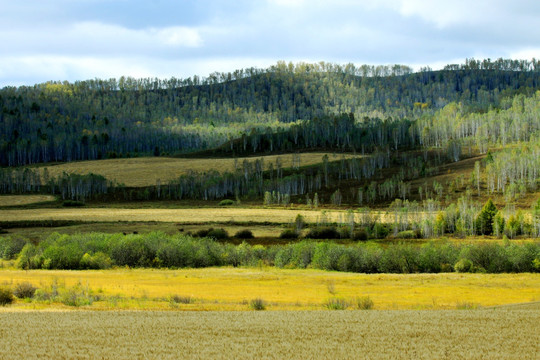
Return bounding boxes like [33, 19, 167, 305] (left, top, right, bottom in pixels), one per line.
[0, 195, 56, 207]
[17, 148, 540, 210]
[31, 152, 358, 187]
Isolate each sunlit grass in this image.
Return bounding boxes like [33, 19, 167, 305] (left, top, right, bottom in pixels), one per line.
[0, 207, 347, 224]
[0, 268, 538, 311]
[32, 152, 358, 187]
[0, 195, 56, 207]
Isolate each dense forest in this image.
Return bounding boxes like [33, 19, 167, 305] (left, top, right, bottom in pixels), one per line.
[1, 59, 540, 242]
[1, 58, 540, 166]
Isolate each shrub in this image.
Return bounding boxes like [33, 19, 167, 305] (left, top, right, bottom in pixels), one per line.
[234, 229, 254, 239]
[0, 286, 14, 306]
[218, 199, 235, 206]
[372, 223, 390, 239]
[195, 228, 211, 237]
[59, 283, 94, 307]
[294, 214, 305, 234]
[80, 252, 113, 269]
[110, 235, 157, 267]
[17, 243, 43, 270]
[378, 244, 419, 273]
[42, 243, 85, 269]
[279, 229, 298, 239]
[193, 228, 229, 239]
[454, 258, 474, 273]
[62, 200, 85, 207]
[60, 289, 93, 307]
[13, 282, 37, 299]
[355, 296, 374, 310]
[170, 295, 193, 304]
[207, 228, 229, 240]
[306, 227, 340, 239]
[532, 258, 540, 272]
[0, 236, 27, 260]
[353, 229, 368, 241]
[395, 230, 417, 239]
[337, 227, 351, 239]
[441, 263, 454, 272]
[249, 298, 266, 310]
[456, 301, 480, 310]
[324, 297, 349, 310]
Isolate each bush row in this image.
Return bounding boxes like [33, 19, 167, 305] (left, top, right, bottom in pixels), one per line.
[1, 232, 539, 273]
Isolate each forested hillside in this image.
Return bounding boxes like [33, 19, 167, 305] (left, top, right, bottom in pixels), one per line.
[1, 58, 540, 166]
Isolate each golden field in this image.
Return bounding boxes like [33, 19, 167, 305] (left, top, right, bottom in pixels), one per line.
[33, 152, 357, 187]
[0, 310, 538, 359]
[1, 268, 538, 311]
[0, 207, 348, 224]
[0, 195, 55, 207]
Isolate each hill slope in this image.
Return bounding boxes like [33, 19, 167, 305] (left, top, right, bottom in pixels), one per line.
[2, 59, 540, 166]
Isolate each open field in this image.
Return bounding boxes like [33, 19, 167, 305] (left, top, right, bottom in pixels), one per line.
[0, 195, 56, 207]
[0, 207, 348, 224]
[1, 268, 538, 310]
[32, 152, 358, 187]
[0, 310, 538, 359]
[0, 206, 451, 225]
[0, 222, 285, 241]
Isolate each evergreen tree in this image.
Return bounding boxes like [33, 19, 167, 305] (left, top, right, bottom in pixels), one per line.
[476, 199, 498, 235]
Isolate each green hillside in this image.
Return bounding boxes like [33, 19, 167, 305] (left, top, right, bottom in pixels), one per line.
[1, 59, 540, 166]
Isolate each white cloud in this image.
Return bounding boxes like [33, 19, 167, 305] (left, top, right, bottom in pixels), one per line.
[508, 48, 540, 60]
[0, 55, 281, 87]
[1, 0, 540, 86]
[153, 27, 202, 47]
[1, 21, 203, 57]
[388, 0, 539, 30]
[70, 22, 203, 50]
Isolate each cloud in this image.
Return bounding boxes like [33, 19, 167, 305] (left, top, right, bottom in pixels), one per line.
[1, 0, 539, 86]
[1, 22, 203, 57]
[0, 55, 279, 86]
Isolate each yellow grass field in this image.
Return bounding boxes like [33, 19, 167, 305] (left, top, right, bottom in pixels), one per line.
[0, 310, 538, 359]
[0, 195, 55, 207]
[34, 152, 357, 187]
[1, 268, 538, 310]
[0, 207, 348, 224]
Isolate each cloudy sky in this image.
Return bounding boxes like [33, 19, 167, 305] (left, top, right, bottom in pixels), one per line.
[1, 0, 539, 86]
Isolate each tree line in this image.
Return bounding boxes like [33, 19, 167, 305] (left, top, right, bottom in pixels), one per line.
[2, 59, 540, 166]
[2, 231, 538, 273]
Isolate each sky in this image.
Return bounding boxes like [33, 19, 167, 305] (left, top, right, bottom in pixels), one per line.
[1, 0, 539, 87]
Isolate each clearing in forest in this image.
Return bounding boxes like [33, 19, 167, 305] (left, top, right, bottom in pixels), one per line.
[0, 207, 351, 224]
[31, 152, 358, 187]
[0, 195, 56, 207]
